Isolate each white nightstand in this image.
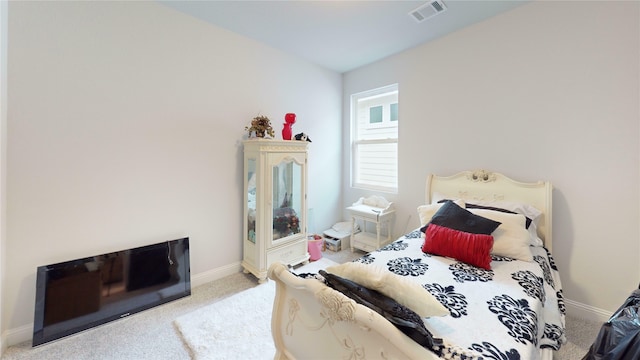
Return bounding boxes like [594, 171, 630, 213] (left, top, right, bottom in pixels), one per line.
[347, 196, 395, 253]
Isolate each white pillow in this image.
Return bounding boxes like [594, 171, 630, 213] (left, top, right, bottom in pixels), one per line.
[528, 222, 544, 247]
[417, 199, 465, 226]
[466, 200, 542, 225]
[468, 209, 533, 262]
[325, 262, 449, 318]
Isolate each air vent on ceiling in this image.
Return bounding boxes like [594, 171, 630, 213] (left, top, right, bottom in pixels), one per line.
[409, 0, 447, 23]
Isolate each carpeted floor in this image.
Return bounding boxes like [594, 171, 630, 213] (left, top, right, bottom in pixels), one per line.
[2, 249, 603, 360]
[172, 258, 338, 360]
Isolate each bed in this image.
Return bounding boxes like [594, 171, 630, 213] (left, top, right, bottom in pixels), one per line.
[268, 169, 566, 360]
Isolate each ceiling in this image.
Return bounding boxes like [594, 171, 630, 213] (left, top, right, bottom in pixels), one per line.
[160, 1, 528, 73]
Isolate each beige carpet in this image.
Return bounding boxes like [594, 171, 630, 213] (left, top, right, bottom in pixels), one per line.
[172, 258, 338, 360]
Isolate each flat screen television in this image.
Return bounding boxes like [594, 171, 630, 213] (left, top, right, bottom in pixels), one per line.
[32, 237, 190, 346]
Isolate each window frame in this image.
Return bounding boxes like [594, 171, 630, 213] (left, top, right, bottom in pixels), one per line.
[350, 84, 399, 193]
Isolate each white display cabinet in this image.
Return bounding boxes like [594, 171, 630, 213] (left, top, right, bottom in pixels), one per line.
[242, 139, 309, 282]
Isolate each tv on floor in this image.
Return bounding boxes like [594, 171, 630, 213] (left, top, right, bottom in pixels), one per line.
[32, 237, 191, 346]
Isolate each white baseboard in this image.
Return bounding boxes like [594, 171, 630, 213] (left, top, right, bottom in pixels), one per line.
[191, 261, 243, 288]
[2, 262, 244, 348]
[565, 298, 612, 324]
[3, 323, 31, 349]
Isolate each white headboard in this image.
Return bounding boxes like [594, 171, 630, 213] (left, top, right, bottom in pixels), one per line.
[426, 169, 553, 251]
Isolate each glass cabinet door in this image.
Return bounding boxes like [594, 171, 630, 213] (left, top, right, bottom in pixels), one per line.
[272, 159, 302, 241]
[247, 158, 257, 243]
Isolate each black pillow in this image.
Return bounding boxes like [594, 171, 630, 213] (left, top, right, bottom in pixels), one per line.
[319, 270, 443, 355]
[430, 200, 501, 235]
[437, 199, 533, 229]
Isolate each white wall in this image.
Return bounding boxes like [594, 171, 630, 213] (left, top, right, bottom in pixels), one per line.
[0, 0, 7, 353]
[3, 1, 342, 345]
[342, 1, 639, 318]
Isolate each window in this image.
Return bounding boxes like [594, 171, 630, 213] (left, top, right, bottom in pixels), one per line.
[351, 84, 398, 193]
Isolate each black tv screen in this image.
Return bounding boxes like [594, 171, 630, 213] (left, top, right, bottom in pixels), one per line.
[32, 237, 190, 346]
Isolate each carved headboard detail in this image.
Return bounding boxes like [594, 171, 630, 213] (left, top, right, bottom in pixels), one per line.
[467, 169, 496, 183]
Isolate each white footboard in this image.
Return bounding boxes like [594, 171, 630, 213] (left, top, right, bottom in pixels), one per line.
[267, 262, 440, 360]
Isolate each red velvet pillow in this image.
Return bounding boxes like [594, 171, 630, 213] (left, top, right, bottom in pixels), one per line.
[422, 223, 494, 270]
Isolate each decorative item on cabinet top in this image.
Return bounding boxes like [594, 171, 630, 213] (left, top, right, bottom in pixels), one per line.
[244, 115, 275, 139]
[294, 132, 312, 142]
[282, 113, 296, 140]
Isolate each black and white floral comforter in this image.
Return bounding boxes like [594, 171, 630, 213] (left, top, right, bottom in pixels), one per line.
[353, 229, 566, 360]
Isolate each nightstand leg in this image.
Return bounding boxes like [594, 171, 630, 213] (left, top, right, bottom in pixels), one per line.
[350, 217, 356, 252]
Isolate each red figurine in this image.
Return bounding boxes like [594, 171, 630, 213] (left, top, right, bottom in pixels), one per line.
[282, 113, 296, 140]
